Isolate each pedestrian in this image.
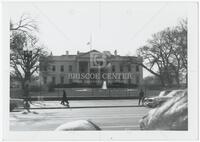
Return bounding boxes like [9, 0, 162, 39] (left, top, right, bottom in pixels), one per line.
[23, 98, 30, 112]
[138, 89, 145, 106]
[61, 90, 70, 107]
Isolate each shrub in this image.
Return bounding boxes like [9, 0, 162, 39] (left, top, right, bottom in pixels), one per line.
[10, 103, 17, 112]
[29, 85, 42, 92]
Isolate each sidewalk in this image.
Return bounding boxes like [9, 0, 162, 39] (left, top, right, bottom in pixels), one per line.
[28, 96, 139, 101]
[28, 99, 143, 109]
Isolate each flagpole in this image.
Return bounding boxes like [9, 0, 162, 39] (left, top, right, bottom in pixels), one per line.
[90, 33, 92, 51]
[89, 33, 92, 90]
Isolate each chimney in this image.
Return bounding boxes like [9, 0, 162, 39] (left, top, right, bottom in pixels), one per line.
[77, 51, 79, 55]
[114, 50, 117, 56]
[66, 51, 69, 55]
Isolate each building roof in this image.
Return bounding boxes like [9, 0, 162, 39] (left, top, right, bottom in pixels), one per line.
[51, 55, 76, 61]
[42, 50, 142, 62]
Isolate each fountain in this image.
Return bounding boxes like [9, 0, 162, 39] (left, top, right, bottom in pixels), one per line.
[102, 81, 107, 90]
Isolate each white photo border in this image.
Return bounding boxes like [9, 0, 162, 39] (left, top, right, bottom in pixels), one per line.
[2, 1, 199, 141]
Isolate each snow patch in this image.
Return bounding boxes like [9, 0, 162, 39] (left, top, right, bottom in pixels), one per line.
[55, 120, 101, 131]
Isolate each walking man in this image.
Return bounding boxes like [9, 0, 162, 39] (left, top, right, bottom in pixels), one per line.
[23, 98, 31, 112]
[138, 89, 145, 106]
[61, 90, 70, 107]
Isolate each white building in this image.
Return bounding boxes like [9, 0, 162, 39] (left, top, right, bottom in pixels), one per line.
[39, 50, 143, 87]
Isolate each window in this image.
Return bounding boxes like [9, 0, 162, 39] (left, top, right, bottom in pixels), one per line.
[69, 65, 72, 72]
[69, 79, 72, 84]
[80, 68, 84, 73]
[120, 65, 123, 72]
[112, 65, 115, 72]
[60, 65, 64, 72]
[128, 65, 131, 72]
[60, 76, 64, 84]
[43, 77, 47, 84]
[44, 66, 47, 71]
[120, 74, 123, 80]
[136, 65, 139, 72]
[52, 77, 56, 84]
[128, 78, 131, 85]
[128, 79, 131, 85]
[136, 76, 140, 84]
[52, 65, 56, 71]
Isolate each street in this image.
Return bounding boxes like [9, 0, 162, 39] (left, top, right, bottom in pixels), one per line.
[10, 100, 151, 131]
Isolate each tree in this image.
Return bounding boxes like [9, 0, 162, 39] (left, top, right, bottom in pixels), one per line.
[10, 33, 49, 87]
[137, 19, 187, 87]
[141, 75, 162, 89]
[173, 19, 187, 85]
[10, 14, 38, 40]
[10, 15, 51, 98]
[142, 76, 161, 86]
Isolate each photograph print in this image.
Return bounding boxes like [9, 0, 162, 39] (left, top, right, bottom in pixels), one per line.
[5, 1, 198, 135]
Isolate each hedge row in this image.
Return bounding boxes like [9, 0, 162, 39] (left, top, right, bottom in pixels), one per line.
[51, 83, 138, 88]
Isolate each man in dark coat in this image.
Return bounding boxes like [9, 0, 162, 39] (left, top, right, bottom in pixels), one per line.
[23, 98, 30, 112]
[61, 90, 69, 107]
[138, 89, 145, 106]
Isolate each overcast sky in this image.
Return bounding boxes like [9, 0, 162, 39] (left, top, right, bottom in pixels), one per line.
[7, 2, 188, 77]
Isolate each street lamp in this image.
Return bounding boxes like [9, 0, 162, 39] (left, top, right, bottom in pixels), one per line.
[23, 50, 33, 111]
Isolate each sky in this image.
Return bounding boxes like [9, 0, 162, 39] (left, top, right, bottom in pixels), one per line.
[7, 2, 188, 77]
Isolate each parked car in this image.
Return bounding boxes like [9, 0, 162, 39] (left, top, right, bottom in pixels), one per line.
[143, 90, 184, 108]
[139, 90, 187, 130]
[10, 98, 24, 112]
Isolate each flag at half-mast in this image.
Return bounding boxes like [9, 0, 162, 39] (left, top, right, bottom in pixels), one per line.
[87, 34, 92, 46]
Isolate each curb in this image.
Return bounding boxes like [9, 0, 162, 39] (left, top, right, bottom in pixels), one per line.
[23, 97, 140, 101]
[19, 105, 145, 110]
